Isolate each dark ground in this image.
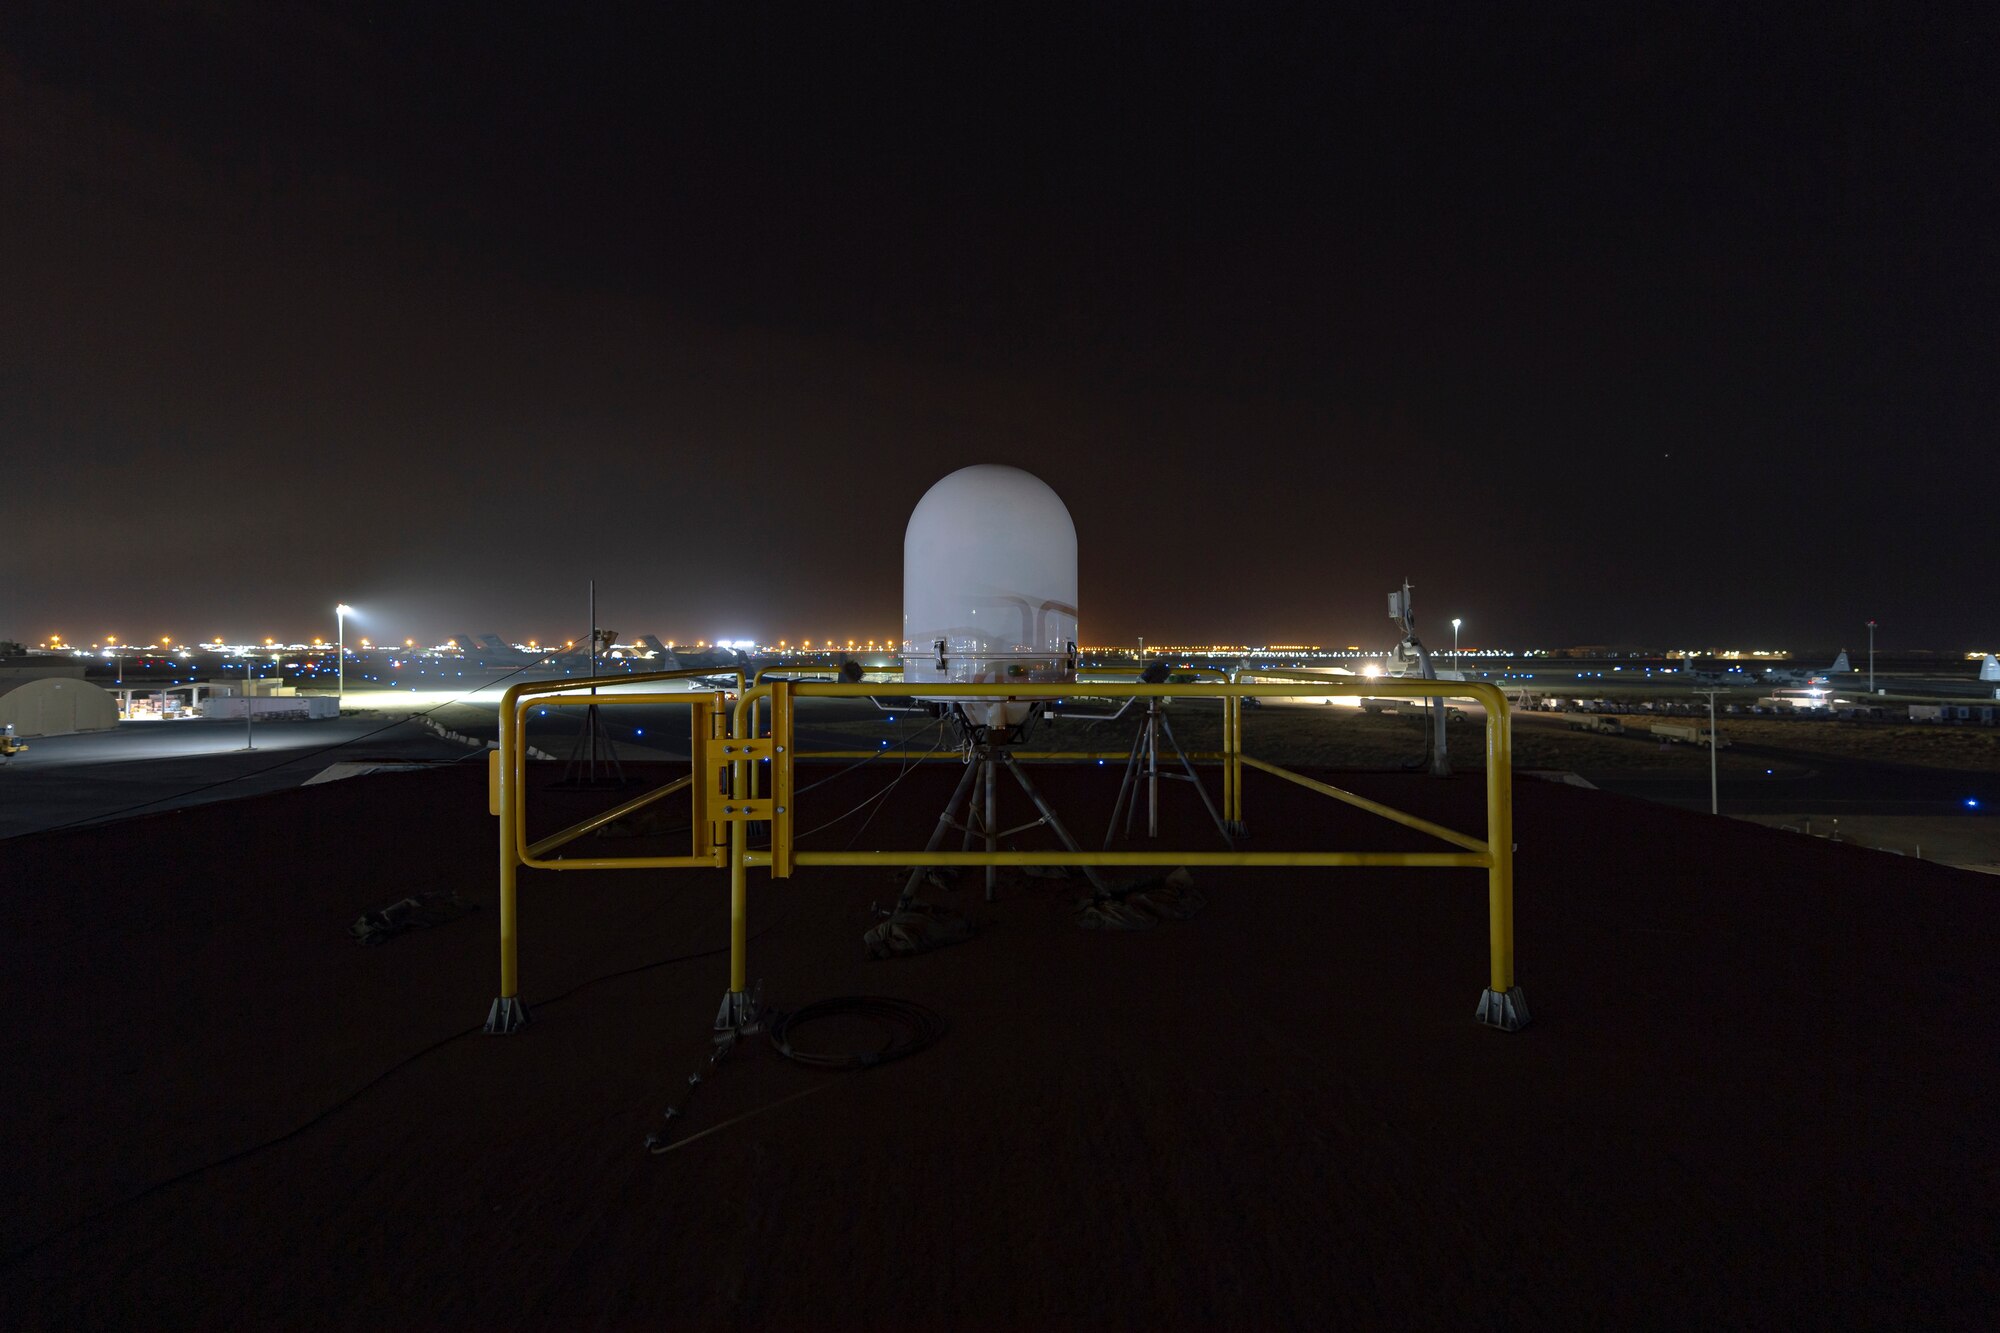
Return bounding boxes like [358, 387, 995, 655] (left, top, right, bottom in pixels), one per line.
[1, 756, 1994, 1329]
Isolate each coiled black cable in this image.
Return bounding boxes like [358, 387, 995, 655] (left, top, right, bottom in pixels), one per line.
[768, 995, 947, 1070]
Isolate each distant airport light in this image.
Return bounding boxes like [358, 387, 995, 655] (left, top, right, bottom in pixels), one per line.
[1969, 798, 1982, 809]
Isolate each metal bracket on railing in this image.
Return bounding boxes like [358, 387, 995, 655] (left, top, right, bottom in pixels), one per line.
[711, 798, 774, 822]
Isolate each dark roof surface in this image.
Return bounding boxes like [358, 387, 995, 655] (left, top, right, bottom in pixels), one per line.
[1, 761, 1993, 1328]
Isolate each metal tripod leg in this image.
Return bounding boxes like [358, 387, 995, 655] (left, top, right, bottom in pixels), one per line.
[998, 751, 1113, 897]
[959, 758, 999, 901]
[897, 756, 983, 911]
[960, 761, 985, 852]
[1158, 712, 1234, 849]
[1104, 720, 1149, 848]
[1146, 704, 1161, 837]
[1123, 707, 1160, 840]
[983, 757, 998, 902]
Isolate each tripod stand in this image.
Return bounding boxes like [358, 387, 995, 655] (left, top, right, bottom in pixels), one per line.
[556, 622, 626, 789]
[895, 708, 1112, 910]
[1104, 696, 1234, 849]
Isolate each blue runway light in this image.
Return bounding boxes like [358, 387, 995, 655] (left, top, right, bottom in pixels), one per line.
[1968, 798, 1981, 809]
[635, 729, 643, 736]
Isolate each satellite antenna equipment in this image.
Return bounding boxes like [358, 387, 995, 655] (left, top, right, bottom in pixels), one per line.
[891, 465, 1101, 909]
[1386, 577, 1451, 778]
[901, 463, 1078, 740]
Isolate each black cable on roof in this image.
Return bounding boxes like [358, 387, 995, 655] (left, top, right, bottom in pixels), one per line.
[768, 995, 947, 1071]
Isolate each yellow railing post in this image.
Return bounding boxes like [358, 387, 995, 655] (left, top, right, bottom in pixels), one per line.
[485, 683, 529, 1033]
[715, 683, 771, 1039]
[729, 693, 748, 992]
[771, 680, 795, 877]
[1475, 689, 1528, 1030]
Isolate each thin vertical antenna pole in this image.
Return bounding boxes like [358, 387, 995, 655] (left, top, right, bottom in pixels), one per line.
[588, 579, 598, 769]
[1708, 690, 1719, 815]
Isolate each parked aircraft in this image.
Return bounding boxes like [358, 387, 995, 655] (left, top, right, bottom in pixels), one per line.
[1763, 649, 1847, 686]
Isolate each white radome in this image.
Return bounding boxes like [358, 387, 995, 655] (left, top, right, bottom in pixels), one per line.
[901, 464, 1078, 729]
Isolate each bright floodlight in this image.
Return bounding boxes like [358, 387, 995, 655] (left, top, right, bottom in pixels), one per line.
[902, 463, 1078, 729]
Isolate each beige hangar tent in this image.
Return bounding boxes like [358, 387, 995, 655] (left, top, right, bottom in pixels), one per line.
[0, 677, 120, 737]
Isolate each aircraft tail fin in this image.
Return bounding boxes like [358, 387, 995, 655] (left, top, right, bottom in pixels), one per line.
[1981, 654, 2000, 683]
[1828, 649, 1850, 673]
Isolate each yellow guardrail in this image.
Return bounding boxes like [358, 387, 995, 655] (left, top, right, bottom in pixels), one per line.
[484, 670, 1526, 1034]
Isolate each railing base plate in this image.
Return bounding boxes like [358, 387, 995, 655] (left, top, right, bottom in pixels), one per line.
[485, 995, 530, 1035]
[714, 982, 764, 1046]
[1476, 986, 1530, 1032]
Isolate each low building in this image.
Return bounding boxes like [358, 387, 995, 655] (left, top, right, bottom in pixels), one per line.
[197, 696, 339, 720]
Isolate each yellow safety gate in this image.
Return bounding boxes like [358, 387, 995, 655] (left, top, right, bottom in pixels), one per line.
[484, 669, 1529, 1035]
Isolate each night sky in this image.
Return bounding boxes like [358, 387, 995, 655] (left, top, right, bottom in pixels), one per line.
[3, 3, 1994, 651]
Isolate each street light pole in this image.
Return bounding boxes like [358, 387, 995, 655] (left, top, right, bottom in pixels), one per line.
[1451, 617, 1462, 662]
[1866, 619, 1877, 694]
